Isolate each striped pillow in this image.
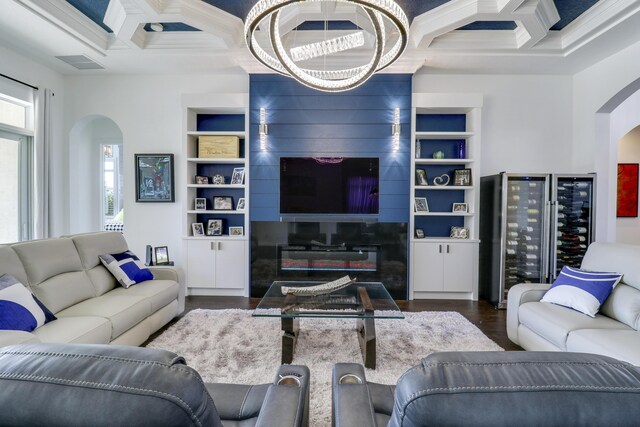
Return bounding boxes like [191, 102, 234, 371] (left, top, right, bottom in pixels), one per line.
[541, 266, 623, 317]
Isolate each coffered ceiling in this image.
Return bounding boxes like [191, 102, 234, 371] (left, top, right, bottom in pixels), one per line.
[1, 0, 639, 76]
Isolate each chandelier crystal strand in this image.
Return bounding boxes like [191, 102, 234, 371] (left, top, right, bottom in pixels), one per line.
[245, 0, 408, 92]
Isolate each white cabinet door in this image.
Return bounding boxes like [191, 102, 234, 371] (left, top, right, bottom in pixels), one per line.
[214, 240, 245, 289]
[412, 242, 445, 292]
[187, 240, 216, 288]
[443, 243, 475, 292]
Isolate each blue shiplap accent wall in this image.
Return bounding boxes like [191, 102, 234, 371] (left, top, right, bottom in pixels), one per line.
[249, 74, 412, 222]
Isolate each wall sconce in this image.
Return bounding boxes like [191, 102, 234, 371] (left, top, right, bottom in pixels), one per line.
[259, 108, 268, 151]
[392, 108, 400, 151]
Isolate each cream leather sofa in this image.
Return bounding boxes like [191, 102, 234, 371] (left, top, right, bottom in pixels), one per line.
[507, 242, 640, 365]
[0, 232, 184, 347]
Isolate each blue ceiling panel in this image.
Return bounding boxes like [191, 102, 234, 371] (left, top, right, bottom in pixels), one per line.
[459, 21, 517, 31]
[65, 0, 602, 33]
[66, 0, 112, 33]
[143, 23, 200, 32]
[551, 0, 599, 30]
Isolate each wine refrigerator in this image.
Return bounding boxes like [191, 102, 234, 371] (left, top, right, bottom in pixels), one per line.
[479, 173, 596, 308]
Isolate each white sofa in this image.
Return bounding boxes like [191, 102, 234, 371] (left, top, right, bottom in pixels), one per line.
[0, 232, 184, 347]
[507, 242, 640, 365]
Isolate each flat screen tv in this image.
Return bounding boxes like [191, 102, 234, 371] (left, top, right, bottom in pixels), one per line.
[280, 157, 379, 215]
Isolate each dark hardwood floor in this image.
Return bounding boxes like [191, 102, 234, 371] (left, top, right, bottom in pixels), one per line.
[172, 296, 522, 351]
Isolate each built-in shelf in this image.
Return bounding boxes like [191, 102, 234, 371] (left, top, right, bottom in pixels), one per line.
[415, 131, 474, 139]
[415, 159, 474, 165]
[187, 158, 246, 164]
[187, 184, 246, 189]
[186, 210, 243, 215]
[414, 212, 475, 217]
[183, 236, 247, 241]
[414, 185, 474, 190]
[187, 131, 246, 138]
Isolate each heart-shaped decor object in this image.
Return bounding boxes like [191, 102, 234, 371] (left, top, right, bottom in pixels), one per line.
[433, 174, 450, 186]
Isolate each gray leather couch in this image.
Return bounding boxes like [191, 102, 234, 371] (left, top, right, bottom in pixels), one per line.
[332, 351, 640, 427]
[0, 343, 310, 426]
[0, 231, 184, 347]
[507, 243, 640, 365]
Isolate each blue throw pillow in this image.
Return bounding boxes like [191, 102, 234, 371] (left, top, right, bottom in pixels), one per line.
[0, 273, 56, 332]
[541, 266, 623, 317]
[99, 250, 153, 288]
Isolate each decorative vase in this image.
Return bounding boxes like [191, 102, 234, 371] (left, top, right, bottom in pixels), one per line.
[458, 142, 466, 159]
[433, 150, 445, 159]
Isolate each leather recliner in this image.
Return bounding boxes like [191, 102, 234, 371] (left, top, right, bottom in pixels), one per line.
[332, 351, 640, 427]
[0, 343, 309, 427]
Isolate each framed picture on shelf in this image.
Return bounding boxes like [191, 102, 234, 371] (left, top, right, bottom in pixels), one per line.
[191, 223, 205, 236]
[229, 226, 244, 236]
[207, 219, 223, 236]
[213, 196, 233, 210]
[195, 175, 209, 185]
[450, 226, 469, 239]
[236, 197, 246, 211]
[135, 153, 174, 202]
[154, 246, 170, 265]
[414, 197, 429, 212]
[452, 202, 468, 213]
[453, 169, 472, 186]
[231, 167, 245, 185]
[194, 198, 207, 211]
[415, 228, 425, 239]
[415, 169, 428, 186]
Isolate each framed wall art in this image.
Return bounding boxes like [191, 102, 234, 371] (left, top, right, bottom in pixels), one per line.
[135, 153, 175, 202]
[229, 226, 244, 236]
[207, 219, 223, 236]
[415, 169, 428, 186]
[617, 163, 639, 217]
[213, 196, 233, 210]
[453, 168, 472, 186]
[231, 167, 245, 185]
[154, 246, 170, 265]
[191, 223, 205, 236]
[450, 226, 469, 239]
[194, 198, 207, 211]
[452, 202, 468, 213]
[414, 197, 429, 212]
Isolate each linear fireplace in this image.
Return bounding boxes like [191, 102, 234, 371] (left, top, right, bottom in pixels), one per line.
[251, 221, 407, 299]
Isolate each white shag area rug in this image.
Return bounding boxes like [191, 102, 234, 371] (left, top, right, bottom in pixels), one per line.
[147, 309, 503, 426]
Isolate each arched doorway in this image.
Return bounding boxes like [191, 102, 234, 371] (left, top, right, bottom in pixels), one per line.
[68, 115, 123, 233]
[594, 77, 640, 242]
[616, 125, 640, 243]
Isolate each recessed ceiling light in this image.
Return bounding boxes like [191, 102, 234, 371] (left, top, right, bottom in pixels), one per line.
[149, 23, 164, 32]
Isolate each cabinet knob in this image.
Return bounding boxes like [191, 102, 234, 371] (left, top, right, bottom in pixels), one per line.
[446, 244, 450, 254]
[439, 244, 442, 253]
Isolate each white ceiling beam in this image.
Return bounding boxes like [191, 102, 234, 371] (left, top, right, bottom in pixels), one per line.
[16, 0, 111, 53]
[512, 0, 559, 48]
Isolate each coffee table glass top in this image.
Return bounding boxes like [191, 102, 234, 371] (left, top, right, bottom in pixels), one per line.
[253, 281, 404, 319]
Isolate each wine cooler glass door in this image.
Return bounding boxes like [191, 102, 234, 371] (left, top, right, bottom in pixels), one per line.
[551, 175, 596, 279]
[503, 174, 550, 302]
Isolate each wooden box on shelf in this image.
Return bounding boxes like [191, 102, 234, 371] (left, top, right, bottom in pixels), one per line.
[198, 135, 240, 158]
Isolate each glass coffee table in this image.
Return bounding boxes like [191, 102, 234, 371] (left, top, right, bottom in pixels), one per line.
[253, 281, 404, 369]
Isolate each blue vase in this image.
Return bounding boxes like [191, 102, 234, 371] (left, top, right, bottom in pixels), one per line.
[458, 142, 466, 159]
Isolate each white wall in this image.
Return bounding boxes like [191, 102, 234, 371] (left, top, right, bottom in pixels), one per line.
[412, 73, 574, 176]
[68, 116, 122, 233]
[0, 45, 67, 237]
[574, 38, 640, 241]
[616, 126, 640, 244]
[64, 73, 249, 263]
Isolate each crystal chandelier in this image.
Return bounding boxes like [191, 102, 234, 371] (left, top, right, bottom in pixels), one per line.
[245, 0, 409, 92]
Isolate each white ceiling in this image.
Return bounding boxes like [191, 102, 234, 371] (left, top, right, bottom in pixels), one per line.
[1, 0, 639, 77]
